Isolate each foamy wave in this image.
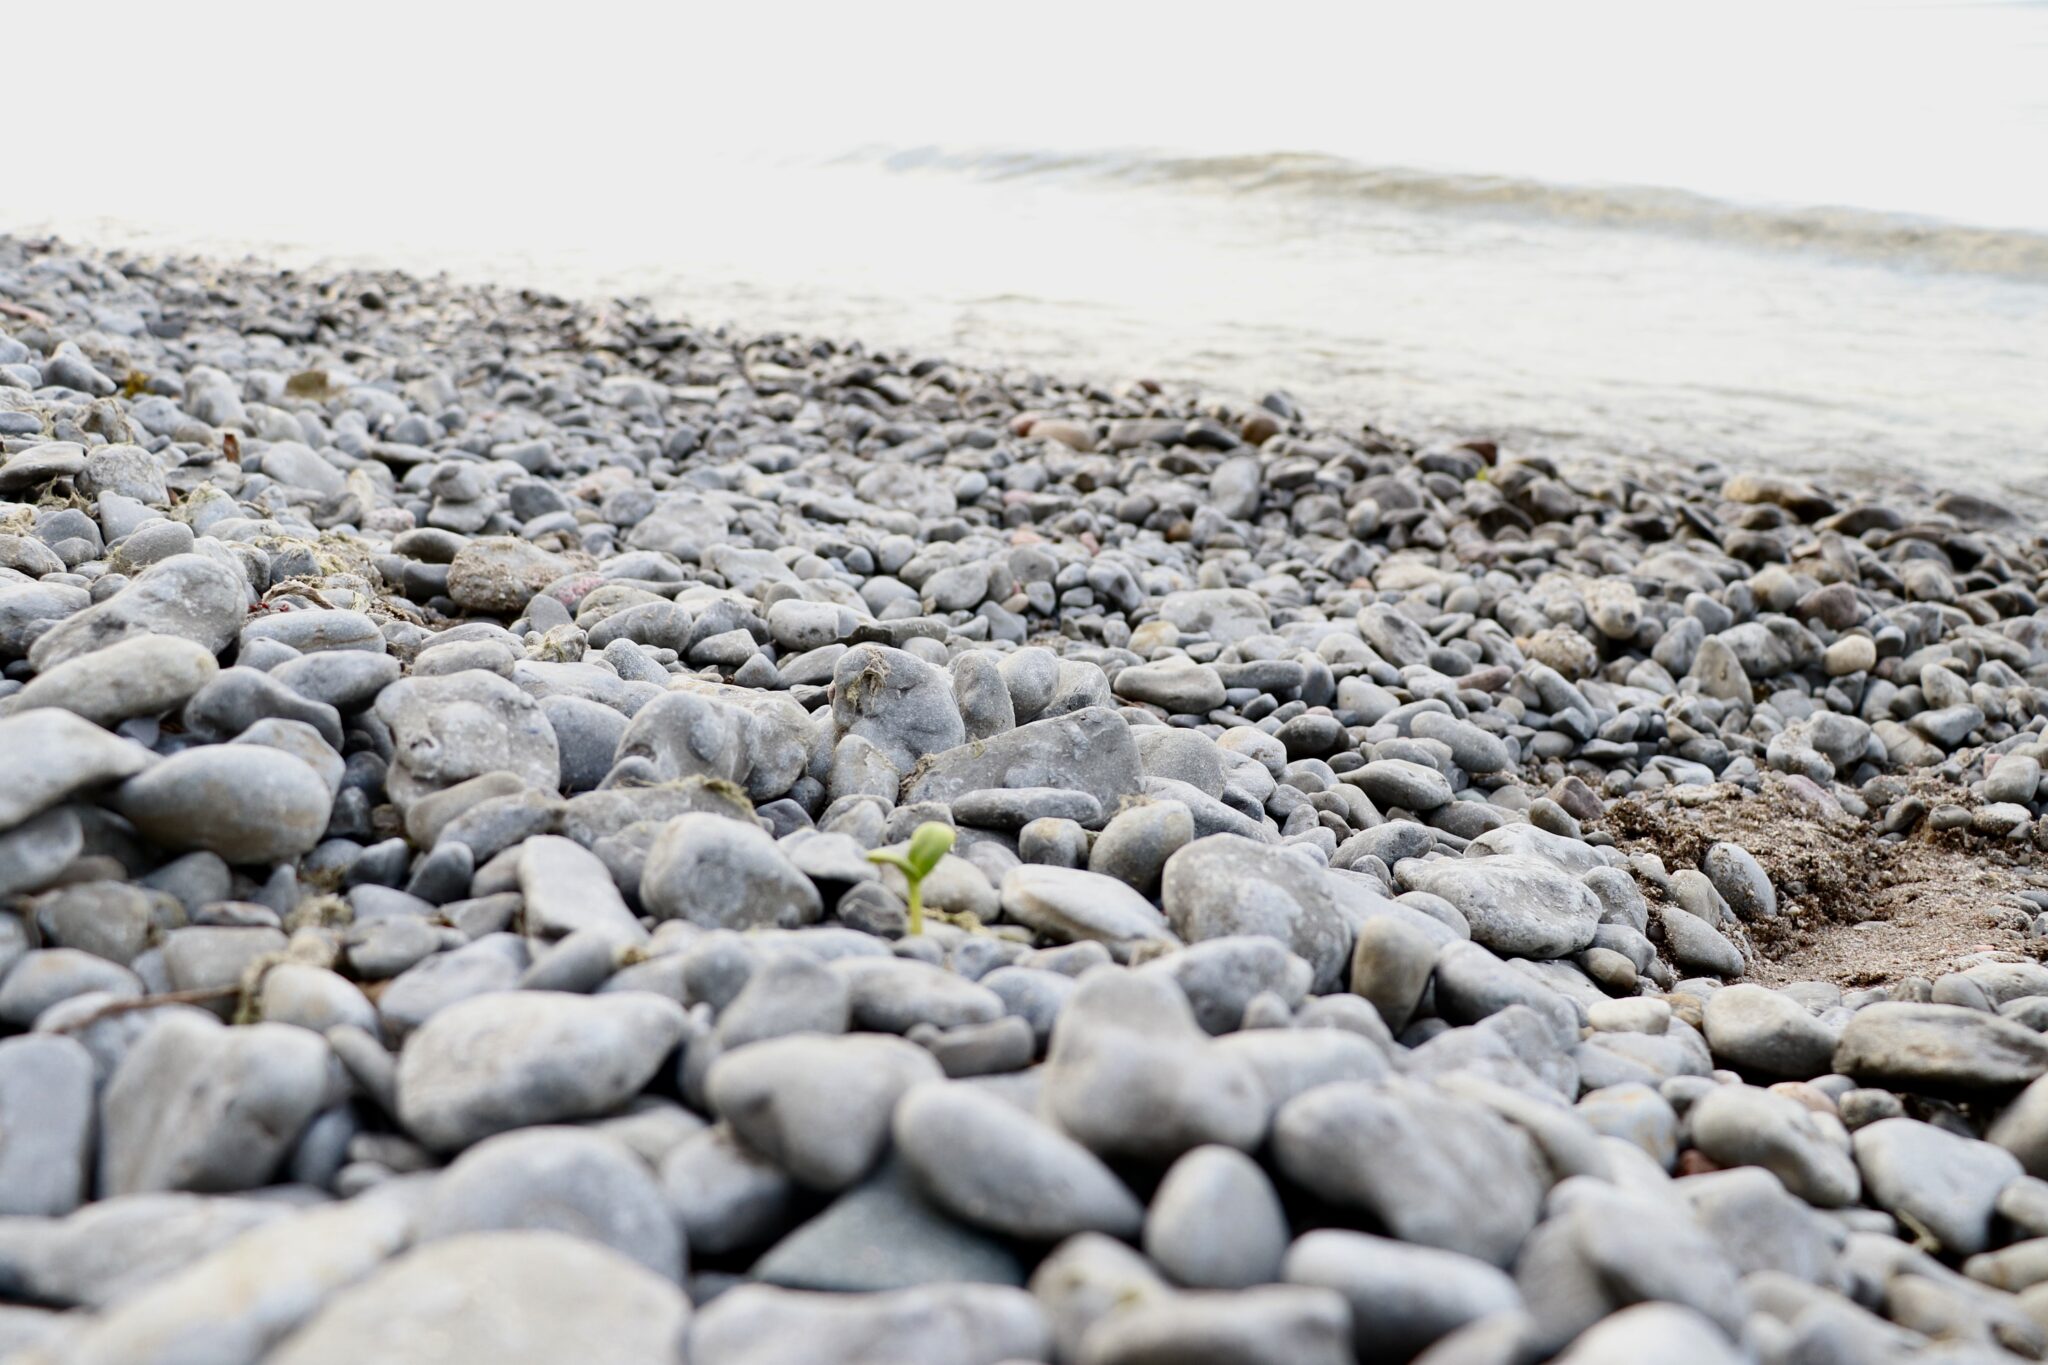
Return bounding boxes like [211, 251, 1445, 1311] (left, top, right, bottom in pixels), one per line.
[850, 145, 2048, 280]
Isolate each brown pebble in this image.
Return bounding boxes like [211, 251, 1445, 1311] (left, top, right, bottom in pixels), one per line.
[1676, 1149, 1723, 1178]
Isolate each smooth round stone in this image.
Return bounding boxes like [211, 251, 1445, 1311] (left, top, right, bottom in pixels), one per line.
[116, 746, 335, 865]
[1823, 635, 1877, 676]
[1113, 656, 1226, 714]
[416, 1128, 682, 1281]
[1144, 1145, 1291, 1288]
[1351, 759, 1454, 812]
[892, 1080, 1143, 1240]
[998, 865, 1176, 963]
[952, 787, 1103, 831]
[397, 991, 689, 1152]
[268, 1231, 691, 1365]
[0, 709, 158, 831]
[4, 633, 219, 726]
[26, 554, 246, 673]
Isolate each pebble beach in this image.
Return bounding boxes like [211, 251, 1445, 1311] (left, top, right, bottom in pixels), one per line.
[2, 231, 2048, 1363]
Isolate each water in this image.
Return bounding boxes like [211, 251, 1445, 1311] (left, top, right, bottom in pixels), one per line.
[7, 0, 2046, 503]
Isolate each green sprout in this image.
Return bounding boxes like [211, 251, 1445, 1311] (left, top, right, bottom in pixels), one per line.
[866, 821, 955, 936]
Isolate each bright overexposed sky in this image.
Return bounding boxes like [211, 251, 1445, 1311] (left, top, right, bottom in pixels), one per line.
[12, 0, 2048, 238]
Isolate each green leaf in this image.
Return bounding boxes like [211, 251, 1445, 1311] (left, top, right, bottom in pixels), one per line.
[865, 849, 914, 873]
[905, 821, 956, 879]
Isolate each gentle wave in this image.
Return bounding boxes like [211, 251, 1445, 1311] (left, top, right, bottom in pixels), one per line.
[849, 145, 2048, 280]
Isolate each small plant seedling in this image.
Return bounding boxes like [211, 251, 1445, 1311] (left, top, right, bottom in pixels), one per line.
[866, 821, 955, 937]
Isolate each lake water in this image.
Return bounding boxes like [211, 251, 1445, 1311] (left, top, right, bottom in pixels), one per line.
[8, 0, 2046, 503]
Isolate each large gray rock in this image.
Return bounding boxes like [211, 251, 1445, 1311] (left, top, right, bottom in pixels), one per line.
[416, 1127, 682, 1280]
[42, 1188, 414, 1365]
[270, 1231, 690, 1365]
[0, 807, 83, 899]
[6, 633, 218, 726]
[832, 644, 966, 774]
[1551, 1303, 1745, 1365]
[374, 669, 561, 810]
[27, 554, 246, 672]
[1701, 841, 1776, 919]
[115, 745, 334, 865]
[893, 1080, 1142, 1240]
[1685, 1084, 1860, 1208]
[707, 1033, 942, 1191]
[1072, 1284, 1353, 1365]
[1356, 603, 1434, 668]
[1160, 835, 1354, 993]
[1113, 656, 1226, 714]
[1701, 984, 1835, 1078]
[1087, 799, 1194, 897]
[640, 812, 823, 930]
[1834, 1002, 2048, 1089]
[1284, 1229, 1522, 1363]
[0, 1035, 95, 1215]
[1158, 589, 1271, 644]
[397, 991, 687, 1151]
[1042, 966, 1267, 1163]
[661, 1123, 800, 1258]
[751, 1157, 1024, 1292]
[1143, 1144, 1291, 1288]
[1272, 1077, 1549, 1266]
[999, 865, 1177, 962]
[688, 1283, 1049, 1365]
[0, 1193, 290, 1310]
[517, 834, 646, 946]
[1853, 1117, 2021, 1256]
[1394, 855, 1601, 959]
[1678, 1167, 1845, 1282]
[1350, 759, 1454, 812]
[904, 707, 1141, 812]
[98, 1013, 334, 1196]
[0, 710, 156, 832]
[612, 683, 810, 802]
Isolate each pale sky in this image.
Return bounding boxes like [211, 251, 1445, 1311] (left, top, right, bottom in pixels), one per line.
[13, 0, 2047, 237]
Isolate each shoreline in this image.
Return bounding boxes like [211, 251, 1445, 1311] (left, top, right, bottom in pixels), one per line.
[4, 230, 2048, 1360]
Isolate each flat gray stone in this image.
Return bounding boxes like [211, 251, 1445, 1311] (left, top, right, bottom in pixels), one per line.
[1395, 854, 1602, 959]
[893, 1080, 1142, 1240]
[116, 746, 334, 865]
[27, 554, 245, 672]
[904, 707, 1141, 813]
[98, 1012, 333, 1196]
[397, 991, 687, 1151]
[1272, 1076, 1548, 1267]
[1834, 1002, 2048, 1089]
[0, 1035, 95, 1215]
[999, 864, 1177, 963]
[1042, 966, 1267, 1163]
[417, 1127, 682, 1281]
[688, 1283, 1049, 1365]
[270, 1230, 689, 1365]
[1686, 1084, 1860, 1208]
[1854, 1117, 2021, 1255]
[751, 1157, 1023, 1291]
[1283, 1228, 1522, 1363]
[0, 710, 156, 832]
[640, 812, 823, 930]
[707, 1033, 942, 1191]
[5, 633, 218, 727]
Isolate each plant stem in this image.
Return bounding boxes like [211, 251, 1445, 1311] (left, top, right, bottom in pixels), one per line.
[907, 879, 924, 936]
